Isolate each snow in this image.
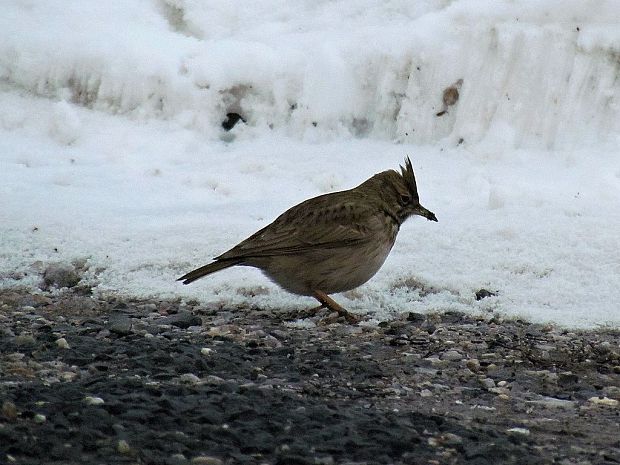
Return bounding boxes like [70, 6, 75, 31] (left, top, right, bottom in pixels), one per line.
[1, 1, 619, 328]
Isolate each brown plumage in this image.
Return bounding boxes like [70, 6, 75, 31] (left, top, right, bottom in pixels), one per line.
[178, 156, 437, 321]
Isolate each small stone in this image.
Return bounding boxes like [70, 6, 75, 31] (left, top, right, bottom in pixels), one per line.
[29, 295, 52, 307]
[588, 396, 619, 407]
[466, 359, 481, 372]
[179, 373, 201, 385]
[497, 380, 508, 387]
[84, 396, 105, 405]
[204, 375, 225, 385]
[407, 312, 426, 323]
[109, 315, 132, 336]
[423, 356, 445, 367]
[60, 371, 78, 382]
[603, 386, 620, 400]
[419, 389, 433, 397]
[56, 337, 70, 349]
[201, 347, 214, 356]
[526, 396, 576, 409]
[191, 456, 224, 465]
[439, 432, 463, 445]
[1, 327, 15, 337]
[117, 439, 131, 454]
[15, 334, 36, 346]
[441, 350, 463, 361]
[427, 437, 439, 447]
[162, 312, 202, 329]
[34, 413, 46, 423]
[475, 289, 496, 300]
[595, 341, 612, 352]
[480, 378, 495, 389]
[169, 453, 188, 465]
[506, 427, 530, 435]
[558, 372, 579, 386]
[2, 401, 18, 420]
[140, 303, 158, 312]
[43, 263, 81, 288]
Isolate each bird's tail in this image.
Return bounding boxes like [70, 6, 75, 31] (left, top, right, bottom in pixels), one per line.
[177, 259, 241, 285]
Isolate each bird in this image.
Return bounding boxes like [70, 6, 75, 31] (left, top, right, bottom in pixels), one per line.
[178, 156, 437, 322]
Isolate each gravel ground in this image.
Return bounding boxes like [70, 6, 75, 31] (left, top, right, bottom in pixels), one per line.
[1, 286, 620, 465]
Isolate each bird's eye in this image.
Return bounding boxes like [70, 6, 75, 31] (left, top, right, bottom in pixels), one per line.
[400, 194, 411, 204]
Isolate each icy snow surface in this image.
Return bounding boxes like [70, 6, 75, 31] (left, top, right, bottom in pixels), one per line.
[1, 0, 619, 328]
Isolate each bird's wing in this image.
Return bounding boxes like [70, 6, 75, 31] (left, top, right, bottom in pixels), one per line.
[215, 195, 387, 260]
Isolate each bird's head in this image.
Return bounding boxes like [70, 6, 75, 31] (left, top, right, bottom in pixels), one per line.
[368, 156, 437, 225]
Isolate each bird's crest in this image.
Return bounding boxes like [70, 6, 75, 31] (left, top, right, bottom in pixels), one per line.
[400, 156, 419, 202]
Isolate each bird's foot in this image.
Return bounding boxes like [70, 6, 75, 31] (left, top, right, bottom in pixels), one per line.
[312, 290, 360, 324]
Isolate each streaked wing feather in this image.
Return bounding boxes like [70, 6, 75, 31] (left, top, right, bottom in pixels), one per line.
[215, 195, 380, 260]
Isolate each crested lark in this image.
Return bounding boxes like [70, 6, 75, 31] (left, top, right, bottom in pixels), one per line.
[178, 156, 437, 322]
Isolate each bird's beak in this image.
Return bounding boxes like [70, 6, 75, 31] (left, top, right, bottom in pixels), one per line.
[416, 205, 438, 222]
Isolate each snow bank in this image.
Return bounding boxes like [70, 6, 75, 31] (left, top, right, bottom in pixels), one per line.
[1, 0, 619, 148]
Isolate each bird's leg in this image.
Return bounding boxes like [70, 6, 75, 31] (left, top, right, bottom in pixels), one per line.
[312, 290, 360, 323]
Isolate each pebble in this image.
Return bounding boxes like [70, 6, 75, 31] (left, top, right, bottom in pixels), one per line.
[56, 337, 70, 349]
[140, 303, 158, 312]
[201, 347, 214, 356]
[34, 413, 46, 423]
[506, 427, 530, 435]
[117, 439, 131, 454]
[557, 372, 579, 385]
[423, 356, 445, 367]
[60, 371, 78, 382]
[191, 457, 224, 465]
[1, 327, 15, 337]
[587, 396, 619, 407]
[169, 453, 188, 465]
[1, 401, 18, 420]
[204, 375, 225, 385]
[603, 386, 620, 400]
[526, 396, 577, 409]
[84, 396, 105, 405]
[179, 373, 201, 385]
[162, 312, 202, 329]
[439, 432, 463, 445]
[15, 334, 36, 346]
[109, 315, 133, 335]
[43, 263, 81, 288]
[441, 350, 463, 361]
[479, 378, 495, 389]
[466, 359, 481, 372]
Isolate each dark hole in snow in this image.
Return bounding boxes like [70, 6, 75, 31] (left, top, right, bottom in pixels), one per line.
[475, 289, 497, 301]
[222, 113, 246, 131]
